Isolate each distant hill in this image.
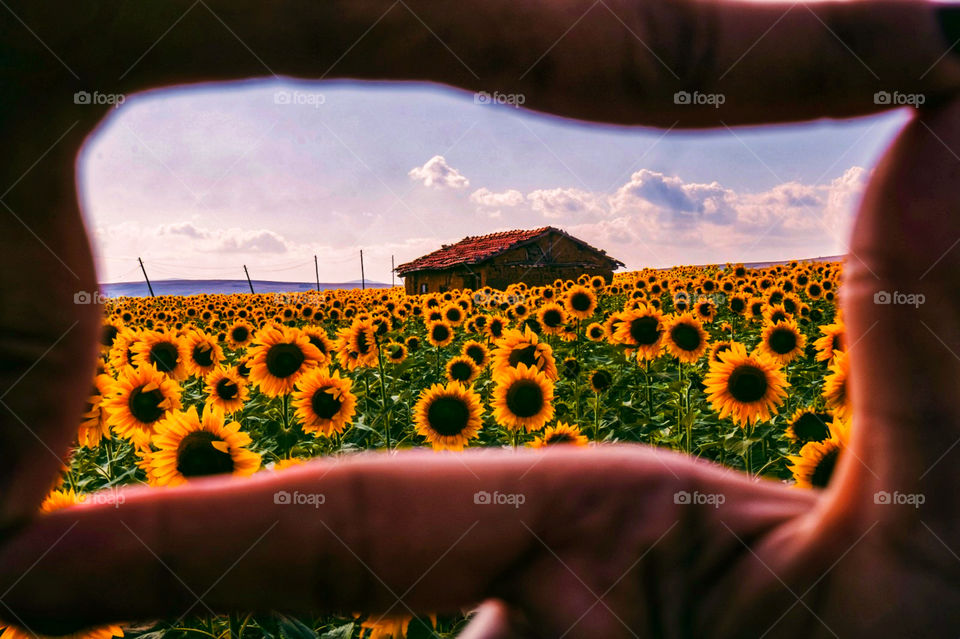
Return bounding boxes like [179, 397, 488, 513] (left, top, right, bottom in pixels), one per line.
[100, 279, 392, 298]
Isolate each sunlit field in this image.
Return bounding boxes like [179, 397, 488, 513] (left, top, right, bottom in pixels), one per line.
[58, 260, 847, 639]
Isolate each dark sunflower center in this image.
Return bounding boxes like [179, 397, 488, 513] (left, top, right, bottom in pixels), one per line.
[810, 448, 840, 488]
[216, 378, 239, 400]
[129, 386, 165, 423]
[591, 370, 612, 391]
[505, 379, 544, 418]
[727, 365, 769, 403]
[231, 326, 249, 342]
[809, 284, 821, 296]
[237, 361, 251, 377]
[670, 323, 702, 351]
[265, 343, 306, 378]
[508, 345, 538, 368]
[832, 335, 843, 351]
[570, 292, 591, 312]
[176, 431, 234, 478]
[589, 326, 603, 339]
[101, 325, 119, 347]
[311, 388, 342, 419]
[547, 433, 574, 444]
[629, 316, 660, 345]
[355, 330, 371, 354]
[309, 336, 328, 354]
[449, 361, 474, 381]
[193, 344, 214, 367]
[150, 342, 180, 372]
[465, 345, 485, 365]
[769, 327, 797, 354]
[713, 344, 733, 362]
[770, 311, 787, 324]
[431, 324, 451, 343]
[730, 298, 745, 313]
[427, 396, 470, 436]
[792, 413, 831, 442]
[542, 309, 563, 327]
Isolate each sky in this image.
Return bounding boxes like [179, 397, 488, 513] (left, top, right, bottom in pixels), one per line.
[80, 79, 911, 284]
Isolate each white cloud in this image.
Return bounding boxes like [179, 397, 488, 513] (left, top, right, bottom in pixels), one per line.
[408, 155, 470, 189]
[470, 188, 524, 208]
[527, 187, 606, 220]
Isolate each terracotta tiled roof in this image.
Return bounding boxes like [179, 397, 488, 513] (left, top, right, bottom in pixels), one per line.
[395, 226, 623, 275]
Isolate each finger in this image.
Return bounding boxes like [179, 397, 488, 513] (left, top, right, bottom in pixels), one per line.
[843, 95, 960, 522]
[0, 446, 793, 630]
[458, 600, 529, 639]
[0, 107, 102, 530]
[21, 0, 960, 128]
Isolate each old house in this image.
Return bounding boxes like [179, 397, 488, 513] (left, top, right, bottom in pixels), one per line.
[395, 226, 624, 294]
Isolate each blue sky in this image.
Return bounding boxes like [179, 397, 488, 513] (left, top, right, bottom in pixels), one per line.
[81, 79, 910, 283]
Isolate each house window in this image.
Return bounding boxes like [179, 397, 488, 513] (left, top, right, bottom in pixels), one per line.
[419, 283, 428, 293]
[526, 244, 544, 262]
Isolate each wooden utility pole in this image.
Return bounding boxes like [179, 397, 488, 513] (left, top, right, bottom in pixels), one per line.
[360, 250, 366, 290]
[314, 254, 320, 292]
[138, 257, 155, 297]
[243, 265, 255, 294]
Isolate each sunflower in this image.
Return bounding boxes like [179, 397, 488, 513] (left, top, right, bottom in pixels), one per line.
[814, 320, 845, 362]
[292, 368, 357, 437]
[426, 320, 455, 348]
[588, 369, 613, 393]
[249, 325, 323, 396]
[460, 340, 490, 368]
[413, 381, 483, 451]
[204, 366, 249, 414]
[785, 408, 833, 444]
[491, 328, 558, 380]
[536, 302, 569, 336]
[131, 329, 189, 380]
[148, 405, 261, 487]
[613, 304, 664, 361]
[301, 326, 334, 366]
[384, 341, 408, 364]
[758, 320, 806, 365]
[564, 285, 598, 320]
[703, 344, 788, 426]
[663, 313, 710, 363]
[107, 327, 139, 374]
[441, 303, 466, 326]
[404, 335, 422, 352]
[182, 329, 224, 377]
[446, 355, 480, 384]
[822, 350, 851, 420]
[788, 419, 848, 489]
[78, 374, 113, 448]
[529, 422, 589, 448]
[227, 320, 255, 348]
[335, 318, 380, 370]
[491, 362, 555, 432]
[103, 365, 182, 448]
[709, 340, 736, 364]
[585, 322, 606, 342]
[485, 315, 509, 341]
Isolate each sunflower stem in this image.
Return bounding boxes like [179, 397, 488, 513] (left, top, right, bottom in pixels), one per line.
[594, 391, 601, 442]
[375, 336, 392, 451]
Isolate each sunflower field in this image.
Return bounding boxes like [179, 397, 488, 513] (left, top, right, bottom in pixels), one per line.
[41, 260, 850, 639]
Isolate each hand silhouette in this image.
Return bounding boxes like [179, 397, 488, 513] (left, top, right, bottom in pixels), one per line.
[1, 1, 960, 637]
